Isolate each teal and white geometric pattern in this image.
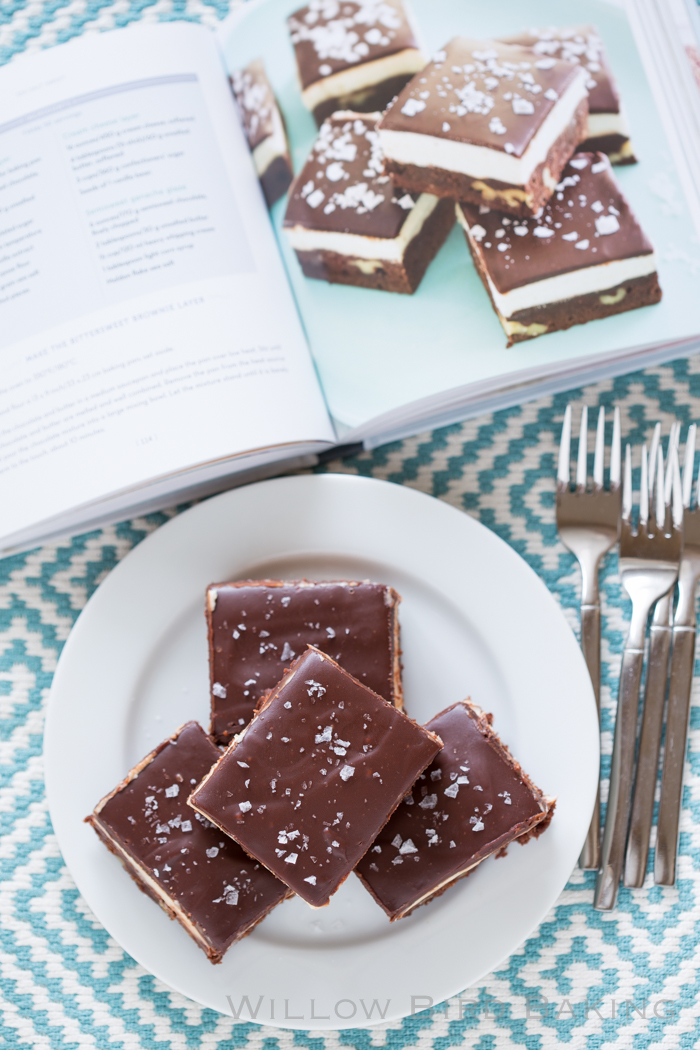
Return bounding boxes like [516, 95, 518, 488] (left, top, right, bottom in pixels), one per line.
[2, 2, 700, 1045]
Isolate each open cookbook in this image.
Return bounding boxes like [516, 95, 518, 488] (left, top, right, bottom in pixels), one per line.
[2, 0, 700, 554]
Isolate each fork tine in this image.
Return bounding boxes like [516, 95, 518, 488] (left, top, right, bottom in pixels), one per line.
[623, 444, 632, 519]
[664, 424, 681, 505]
[577, 406, 588, 490]
[611, 407, 621, 489]
[648, 422, 661, 503]
[655, 445, 665, 526]
[672, 445, 683, 528]
[682, 424, 696, 509]
[640, 444, 649, 525]
[558, 405, 572, 488]
[592, 407, 605, 489]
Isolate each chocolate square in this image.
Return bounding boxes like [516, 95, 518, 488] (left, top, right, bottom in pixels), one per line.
[86, 722, 290, 963]
[190, 646, 442, 908]
[455, 152, 660, 344]
[499, 25, 636, 164]
[284, 112, 455, 292]
[230, 59, 293, 206]
[355, 701, 555, 920]
[377, 37, 589, 217]
[288, 0, 425, 125]
[207, 578, 402, 744]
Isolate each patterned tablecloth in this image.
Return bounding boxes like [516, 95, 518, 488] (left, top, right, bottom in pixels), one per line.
[2, 2, 700, 1047]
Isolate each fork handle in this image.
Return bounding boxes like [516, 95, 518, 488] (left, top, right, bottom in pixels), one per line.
[655, 627, 696, 885]
[624, 595, 673, 887]
[579, 603, 601, 870]
[594, 645, 644, 910]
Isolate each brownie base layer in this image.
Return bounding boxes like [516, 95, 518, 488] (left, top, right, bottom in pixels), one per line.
[260, 153, 293, 208]
[311, 73, 417, 127]
[579, 133, 637, 165]
[384, 98, 589, 218]
[463, 227, 662, 346]
[293, 196, 455, 293]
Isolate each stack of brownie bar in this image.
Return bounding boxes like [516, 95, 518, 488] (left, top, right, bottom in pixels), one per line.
[229, 3, 661, 341]
[88, 577, 555, 963]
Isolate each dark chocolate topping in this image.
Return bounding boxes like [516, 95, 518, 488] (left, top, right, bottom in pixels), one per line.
[230, 59, 282, 152]
[284, 113, 419, 237]
[459, 152, 654, 293]
[378, 36, 584, 158]
[288, 0, 421, 91]
[499, 26, 620, 116]
[92, 722, 288, 954]
[355, 701, 550, 918]
[191, 647, 442, 908]
[208, 579, 400, 740]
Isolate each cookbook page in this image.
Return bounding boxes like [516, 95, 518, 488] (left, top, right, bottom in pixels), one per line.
[218, 0, 700, 432]
[0, 22, 335, 542]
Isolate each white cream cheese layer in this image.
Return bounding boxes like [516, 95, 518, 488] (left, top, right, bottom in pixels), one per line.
[587, 104, 630, 139]
[286, 192, 439, 262]
[302, 49, 426, 110]
[456, 203, 656, 316]
[379, 66, 588, 186]
[252, 105, 288, 176]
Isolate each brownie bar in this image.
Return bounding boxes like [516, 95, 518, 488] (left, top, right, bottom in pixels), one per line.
[456, 152, 661, 345]
[230, 59, 293, 207]
[284, 112, 454, 293]
[355, 701, 555, 920]
[190, 646, 442, 908]
[382, 100, 588, 218]
[288, 0, 426, 127]
[86, 722, 291, 963]
[208, 578, 403, 744]
[377, 37, 589, 219]
[499, 25, 636, 165]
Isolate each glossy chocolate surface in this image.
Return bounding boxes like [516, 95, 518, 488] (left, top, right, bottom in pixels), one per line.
[459, 152, 654, 293]
[288, 0, 421, 91]
[378, 37, 582, 157]
[230, 59, 281, 152]
[355, 701, 551, 919]
[90, 722, 289, 957]
[284, 113, 420, 237]
[208, 579, 400, 742]
[190, 647, 442, 908]
[499, 25, 619, 115]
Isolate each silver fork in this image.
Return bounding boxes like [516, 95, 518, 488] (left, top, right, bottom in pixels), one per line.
[594, 442, 682, 910]
[624, 424, 681, 887]
[655, 425, 700, 885]
[557, 404, 621, 870]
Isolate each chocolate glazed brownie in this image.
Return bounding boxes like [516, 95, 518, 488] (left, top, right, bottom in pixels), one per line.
[87, 722, 291, 963]
[377, 37, 589, 219]
[456, 152, 661, 345]
[207, 579, 403, 743]
[230, 59, 293, 207]
[499, 25, 637, 165]
[284, 112, 454, 294]
[288, 0, 426, 127]
[190, 647, 442, 908]
[355, 701, 555, 921]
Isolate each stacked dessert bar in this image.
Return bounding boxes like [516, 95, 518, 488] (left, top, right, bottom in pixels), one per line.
[230, 3, 661, 341]
[88, 576, 555, 962]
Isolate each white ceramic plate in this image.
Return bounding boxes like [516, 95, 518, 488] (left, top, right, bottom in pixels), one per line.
[44, 474, 597, 1030]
